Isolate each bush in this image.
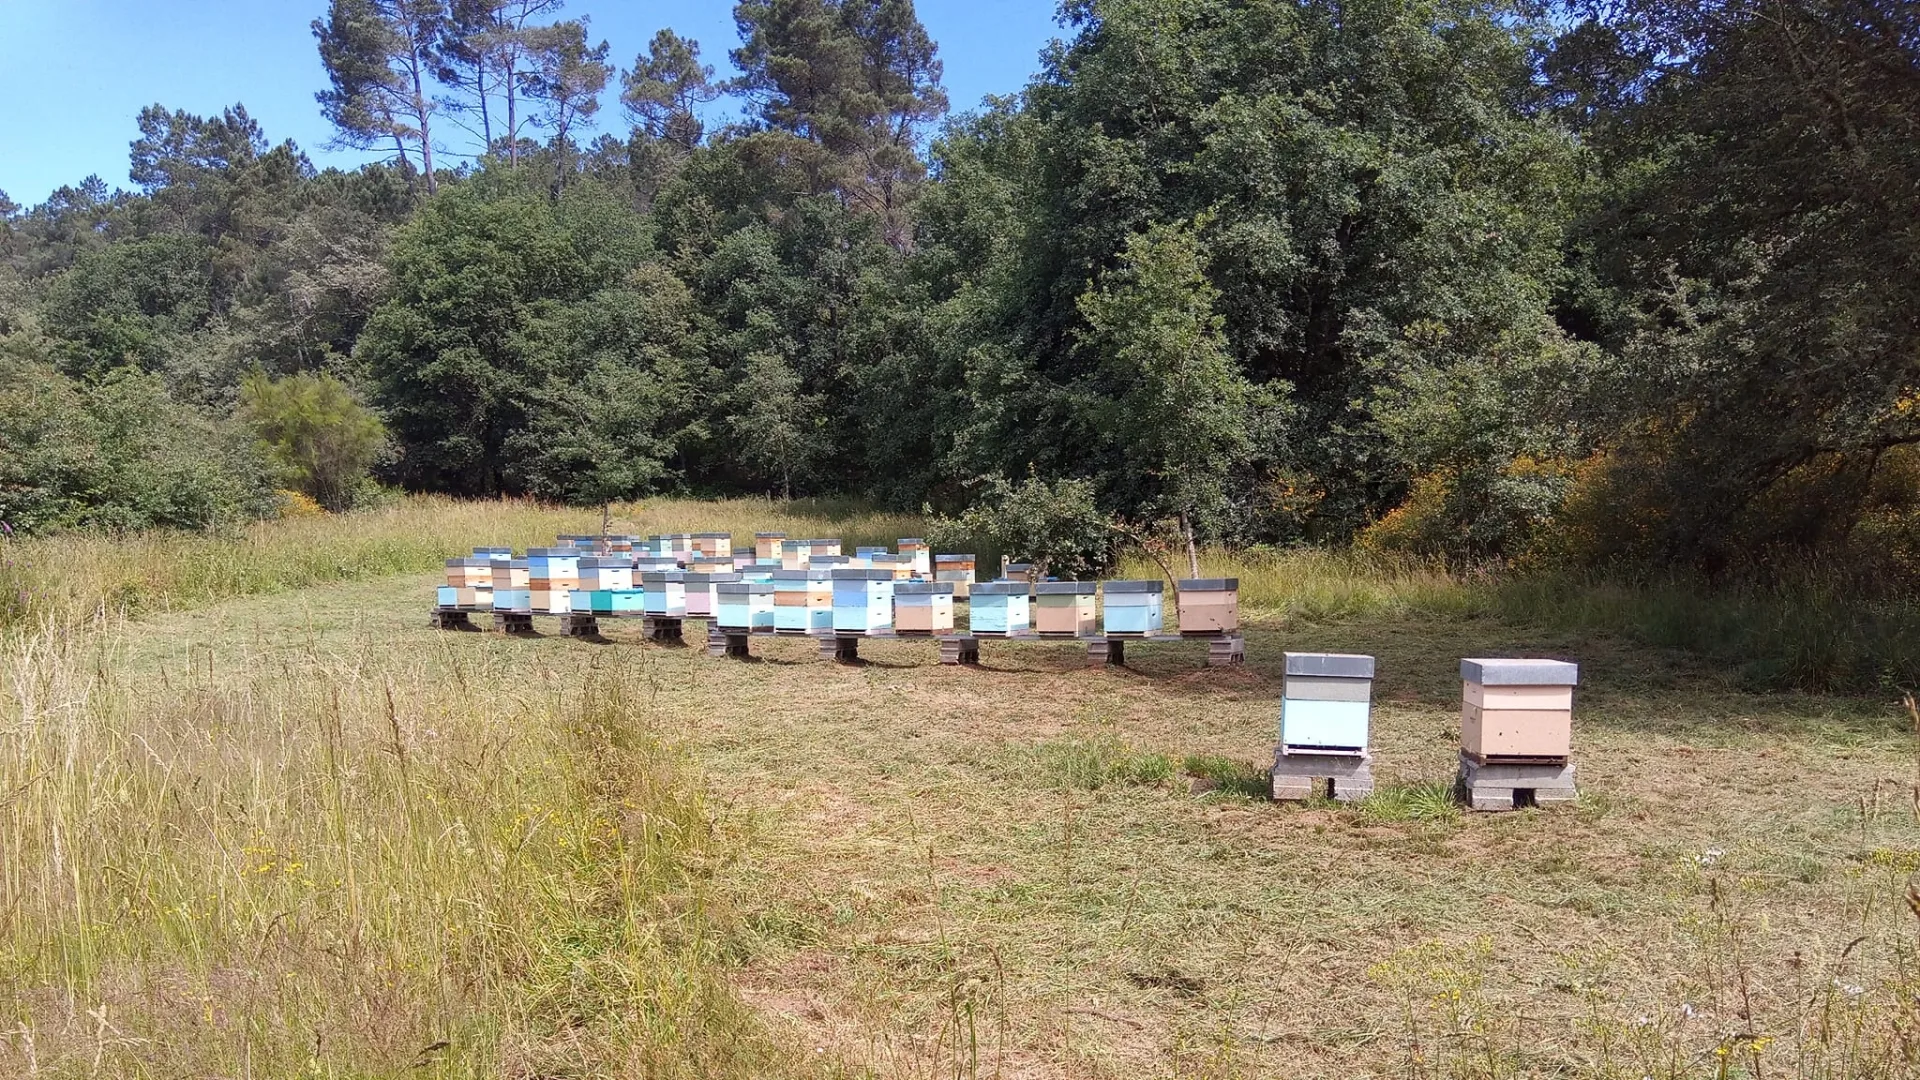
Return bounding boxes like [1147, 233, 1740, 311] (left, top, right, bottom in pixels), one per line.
[0, 360, 279, 534]
[928, 473, 1116, 579]
[238, 370, 386, 512]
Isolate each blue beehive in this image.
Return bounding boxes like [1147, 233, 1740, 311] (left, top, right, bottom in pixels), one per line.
[492, 587, 532, 613]
[716, 581, 775, 631]
[436, 585, 460, 608]
[573, 589, 646, 615]
[474, 547, 513, 562]
[641, 571, 688, 617]
[831, 569, 895, 634]
[1280, 653, 1375, 754]
[1101, 581, 1165, 635]
[577, 557, 633, 592]
[773, 569, 833, 632]
[528, 548, 581, 581]
[970, 581, 1031, 634]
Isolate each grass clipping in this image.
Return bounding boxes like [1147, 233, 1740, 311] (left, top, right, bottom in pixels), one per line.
[0, 624, 792, 1078]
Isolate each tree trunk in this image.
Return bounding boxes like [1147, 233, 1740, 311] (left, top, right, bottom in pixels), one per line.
[1180, 512, 1200, 579]
[506, 57, 519, 165]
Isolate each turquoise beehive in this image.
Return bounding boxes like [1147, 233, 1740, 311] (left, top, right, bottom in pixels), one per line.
[1280, 653, 1375, 753]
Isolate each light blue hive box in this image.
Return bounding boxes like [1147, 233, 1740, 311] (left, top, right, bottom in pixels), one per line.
[716, 581, 775, 632]
[969, 581, 1031, 634]
[640, 571, 687, 617]
[831, 569, 895, 634]
[1280, 653, 1376, 754]
[1101, 580, 1165, 635]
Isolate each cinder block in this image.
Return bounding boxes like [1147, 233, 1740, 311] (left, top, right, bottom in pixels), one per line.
[1271, 750, 1375, 802]
[1456, 752, 1577, 811]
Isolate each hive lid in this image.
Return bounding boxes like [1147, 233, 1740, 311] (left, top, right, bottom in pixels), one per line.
[641, 570, 686, 583]
[772, 569, 833, 581]
[898, 537, 926, 545]
[1460, 658, 1579, 686]
[1178, 578, 1240, 592]
[717, 581, 774, 594]
[1035, 581, 1098, 595]
[895, 581, 955, 595]
[1102, 580, 1165, 594]
[577, 556, 631, 568]
[1284, 652, 1376, 678]
[935, 554, 976, 563]
[1004, 562, 1034, 572]
[526, 547, 580, 558]
[447, 557, 491, 568]
[972, 581, 1032, 596]
[831, 568, 894, 581]
[693, 532, 731, 539]
[755, 532, 787, 539]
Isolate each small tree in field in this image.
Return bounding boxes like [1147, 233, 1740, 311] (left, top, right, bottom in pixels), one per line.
[239, 370, 386, 511]
[929, 473, 1115, 580]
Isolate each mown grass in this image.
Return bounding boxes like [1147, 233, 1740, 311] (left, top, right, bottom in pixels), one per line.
[0, 495, 927, 633]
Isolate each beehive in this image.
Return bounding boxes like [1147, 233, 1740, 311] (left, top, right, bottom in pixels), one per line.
[1459, 659, 1578, 762]
[446, 558, 492, 588]
[970, 581, 1031, 634]
[755, 533, 786, 564]
[490, 559, 530, 591]
[893, 582, 955, 633]
[773, 569, 834, 633]
[641, 571, 688, 617]
[474, 547, 513, 562]
[935, 555, 976, 599]
[577, 557, 633, 592]
[813, 539, 843, 558]
[1101, 581, 1165, 635]
[528, 548, 581, 587]
[832, 569, 895, 634]
[573, 588, 645, 615]
[854, 546, 888, 568]
[1280, 653, 1375, 754]
[781, 540, 812, 570]
[1176, 578, 1240, 635]
[688, 556, 734, 575]
[1034, 582, 1097, 636]
[491, 586, 532, 614]
[441, 586, 490, 609]
[692, 532, 733, 559]
[528, 584, 571, 615]
[684, 571, 731, 617]
[1003, 562, 1036, 589]
[716, 581, 775, 631]
[899, 538, 932, 578]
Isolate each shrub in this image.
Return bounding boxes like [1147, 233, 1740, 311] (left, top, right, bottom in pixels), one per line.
[239, 370, 386, 512]
[928, 473, 1116, 579]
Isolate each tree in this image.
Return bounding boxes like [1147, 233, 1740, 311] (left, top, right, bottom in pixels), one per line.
[622, 30, 721, 152]
[523, 19, 611, 158]
[433, 0, 567, 165]
[313, 0, 445, 192]
[238, 370, 387, 511]
[1077, 219, 1258, 572]
[730, 0, 947, 246]
[727, 352, 827, 498]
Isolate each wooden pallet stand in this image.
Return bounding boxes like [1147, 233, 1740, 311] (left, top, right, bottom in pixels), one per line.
[560, 613, 600, 638]
[937, 635, 981, 665]
[430, 608, 474, 630]
[707, 626, 752, 659]
[492, 611, 535, 634]
[1085, 636, 1128, 666]
[1271, 748, 1375, 802]
[642, 615, 685, 643]
[1455, 752, 1577, 810]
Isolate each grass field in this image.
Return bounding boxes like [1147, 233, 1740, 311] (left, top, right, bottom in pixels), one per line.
[5, 500, 1920, 1077]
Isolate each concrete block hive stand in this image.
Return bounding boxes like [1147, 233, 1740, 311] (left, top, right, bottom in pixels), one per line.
[1273, 652, 1376, 802]
[1455, 658, 1579, 810]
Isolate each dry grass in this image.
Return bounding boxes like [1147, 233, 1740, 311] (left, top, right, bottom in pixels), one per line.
[0, 495, 926, 632]
[7, 500, 1920, 1077]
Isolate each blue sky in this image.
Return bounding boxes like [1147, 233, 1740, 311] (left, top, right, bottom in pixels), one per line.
[0, 0, 1065, 206]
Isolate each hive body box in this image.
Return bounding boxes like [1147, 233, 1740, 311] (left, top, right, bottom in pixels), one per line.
[641, 572, 688, 617]
[1102, 581, 1165, 635]
[1034, 582, 1097, 636]
[474, 547, 513, 562]
[490, 559, 530, 591]
[893, 582, 955, 633]
[446, 558, 493, 589]
[970, 582, 1031, 634]
[1459, 659, 1578, 761]
[716, 581, 776, 631]
[812, 539, 843, 558]
[1280, 653, 1375, 754]
[773, 570, 834, 632]
[691, 533, 732, 559]
[528, 548, 580, 613]
[781, 541, 812, 571]
[755, 533, 786, 564]
[935, 555, 976, 599]
[491, 587, 532, 614]
[438, 586, 493, 609]
[683, 572, 715, 616]
[899, 539, 932, 578]
[577, 557, 633, 592]
[573, 589, 645, 615]
[1176, 579, 1240, 635]
[831, 569, 895, 634]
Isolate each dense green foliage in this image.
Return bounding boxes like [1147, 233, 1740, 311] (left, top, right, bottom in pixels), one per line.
[1, 0, 1915, 591]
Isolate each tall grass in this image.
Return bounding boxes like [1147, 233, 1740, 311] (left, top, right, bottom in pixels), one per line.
[0, 621, 798, 1078]
[1122, 547, 1920, 692]
[0, 495, 928, 632]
